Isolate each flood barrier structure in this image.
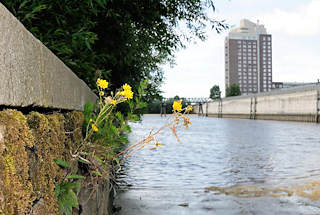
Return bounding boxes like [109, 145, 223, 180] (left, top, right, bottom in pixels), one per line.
[193, 85, 320, 123]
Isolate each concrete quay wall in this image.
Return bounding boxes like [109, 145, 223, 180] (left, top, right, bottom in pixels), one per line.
[0, 3, 96, 111]
[194, 85, 320, 123]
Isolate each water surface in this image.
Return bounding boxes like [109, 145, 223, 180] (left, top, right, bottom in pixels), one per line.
[114, 116, 320, 214]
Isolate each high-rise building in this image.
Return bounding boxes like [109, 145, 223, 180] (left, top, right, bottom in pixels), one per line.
[225, 19, 272, 95]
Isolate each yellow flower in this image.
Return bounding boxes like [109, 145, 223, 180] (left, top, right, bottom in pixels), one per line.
[99, 91, 104, 96]
[91, 124, 98, 132]
[120, 90, 133, 99]
[97, 79, 109, 89]
[110, 100, 117, 105]
[122, 83, 132, 91]
[186, 106, 193, 112]
[156, 142, 162, 147]
[89, 119, 93, 122]
[172, 100, 182, 112]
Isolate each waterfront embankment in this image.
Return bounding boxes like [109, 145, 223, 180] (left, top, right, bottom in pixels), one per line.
[194, 84, 320, 123]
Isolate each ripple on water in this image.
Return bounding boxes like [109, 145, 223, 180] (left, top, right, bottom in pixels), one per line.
[115, 116, 320, 215]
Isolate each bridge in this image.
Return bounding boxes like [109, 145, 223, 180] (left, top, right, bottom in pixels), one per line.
[161, 97, 212, 104]
[160, 97, 214, 116]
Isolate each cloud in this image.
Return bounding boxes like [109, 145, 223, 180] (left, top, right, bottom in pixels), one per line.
[257, 0, 320, 36]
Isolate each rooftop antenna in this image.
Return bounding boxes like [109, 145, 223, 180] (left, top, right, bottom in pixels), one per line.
[257, 19, 260, 25]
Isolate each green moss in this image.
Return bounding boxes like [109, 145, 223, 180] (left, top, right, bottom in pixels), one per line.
[0, 109, 85, 215]
[0, 109, 34, 214]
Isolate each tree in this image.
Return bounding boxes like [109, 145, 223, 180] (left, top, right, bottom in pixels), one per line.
[209, 85, 221, 99]
[2, 0, 228, 102]
[226, 83, 241, 97]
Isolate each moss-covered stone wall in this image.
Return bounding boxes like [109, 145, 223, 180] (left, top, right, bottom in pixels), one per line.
[0, 109, 84, 215]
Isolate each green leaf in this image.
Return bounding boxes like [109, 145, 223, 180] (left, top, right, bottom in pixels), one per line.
[137, 102, 147, 109]
[69, 189, 79, 208]
[95, 0, 106, 8]
[115, 111, 124, 122]
[54, 159, 70, 168]
[55, 181, 79, 215]
[128, 113, 139, 121]
[85, 39, 92, 50]
[123, 124, 131, 133]
[66, 174, 85, 180]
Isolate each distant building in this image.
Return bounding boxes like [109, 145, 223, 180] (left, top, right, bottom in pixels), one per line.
[225, 19, 272, 95]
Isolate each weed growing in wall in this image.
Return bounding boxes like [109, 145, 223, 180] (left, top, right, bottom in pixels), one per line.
[54, 79, 192, 215]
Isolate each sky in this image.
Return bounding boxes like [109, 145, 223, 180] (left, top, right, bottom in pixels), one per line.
[160, 0, 320, 98]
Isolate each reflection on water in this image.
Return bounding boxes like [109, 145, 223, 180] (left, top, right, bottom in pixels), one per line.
[114, 116, 320, 215]
[206, 181, 320, 200]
